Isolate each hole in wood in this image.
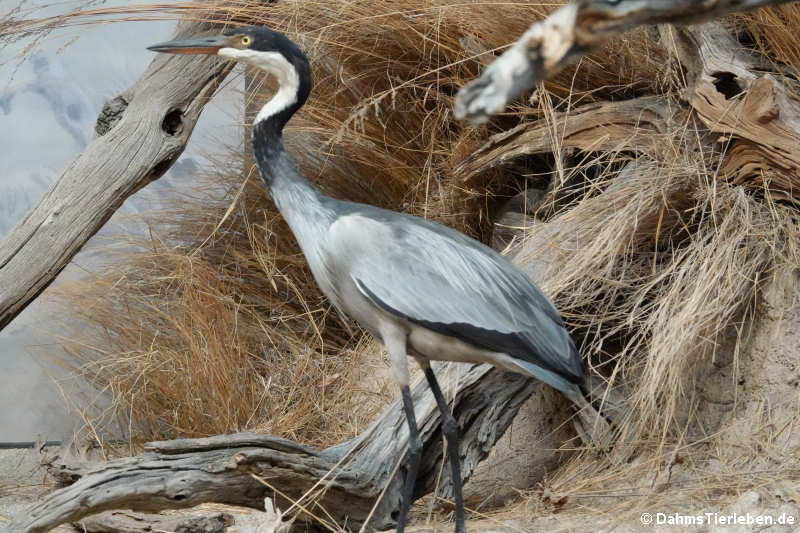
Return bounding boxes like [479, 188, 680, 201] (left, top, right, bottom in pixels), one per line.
[162, 108, 184, 135]
[152, 157, 175, 179]
[711, 71, 742, 100]
[736, 27, 757, 50]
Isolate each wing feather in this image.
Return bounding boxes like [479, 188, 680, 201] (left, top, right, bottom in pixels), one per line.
[347, 209, 583, 384]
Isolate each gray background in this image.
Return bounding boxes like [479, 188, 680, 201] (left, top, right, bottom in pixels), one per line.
[0, 0, 243, 440]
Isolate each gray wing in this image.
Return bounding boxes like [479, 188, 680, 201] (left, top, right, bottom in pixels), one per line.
[348, 209, 583, 384]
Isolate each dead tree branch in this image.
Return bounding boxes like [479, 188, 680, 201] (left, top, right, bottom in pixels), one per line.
[454, 96, 675, 182]
[7, 364, 558, 533]
[0, 21, 232, 331]
[668, 22, 800, 203]
[74, 509, 233, 533]
[454, 0, 795, 123]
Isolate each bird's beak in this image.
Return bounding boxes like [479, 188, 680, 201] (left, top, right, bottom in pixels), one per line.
[147, 35, 231, 55]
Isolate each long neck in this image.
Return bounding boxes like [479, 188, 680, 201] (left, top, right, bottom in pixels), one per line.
[253, 125, 336, 267]
[249, 54, 331, 239]
[253, 54, 312, 140]
[250, 51, 313, 192]
[245, 44, 337, 296]
[252, 120, 323, 222]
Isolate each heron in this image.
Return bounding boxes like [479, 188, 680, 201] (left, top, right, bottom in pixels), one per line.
[149, 26, 608, 533]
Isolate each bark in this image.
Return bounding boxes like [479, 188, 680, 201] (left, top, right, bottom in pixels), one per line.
[454, 0, 794, 123]
[74, 510, 234, 533]
[669, 23, 800, 203]
[7, 364, 544, 533]
[0, 21, 233, 331]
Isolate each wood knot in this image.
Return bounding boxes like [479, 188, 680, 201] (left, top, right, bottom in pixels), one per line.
[743, 77, 780, 125]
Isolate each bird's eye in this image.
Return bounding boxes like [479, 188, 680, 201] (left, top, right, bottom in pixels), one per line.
[241, 35, 252, 46]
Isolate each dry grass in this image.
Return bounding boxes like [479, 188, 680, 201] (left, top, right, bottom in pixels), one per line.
[739, 4, 800, 77]
[525, 148, 797, 438]
[511, 156, 800, 524]
[6, 0, 800, 528]
[54, 158, 393, 447]
[33, 0, 671, 446]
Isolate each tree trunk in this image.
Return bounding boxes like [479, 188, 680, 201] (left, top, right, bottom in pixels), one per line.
[670, 23, 800, 203]
[0, 21, 233, 331]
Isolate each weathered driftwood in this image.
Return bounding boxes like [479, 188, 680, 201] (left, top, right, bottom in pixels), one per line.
[74, 509, 233, 533]
[454, 97, 675, 182]
[0, 21, 233, 331]
[455, 19, 800, 204]
[8, 364, 548, 533]
[669, 23, 800, 203]
[454, 0, 795, 123]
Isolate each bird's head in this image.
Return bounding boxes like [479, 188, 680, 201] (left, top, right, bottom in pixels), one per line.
[149, 26, 311, 128]
[148, 26, 304, 64]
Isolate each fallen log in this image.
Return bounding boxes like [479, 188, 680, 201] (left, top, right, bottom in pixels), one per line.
[74, 509, 233, 533]
[7, 364, 557, 533]
[454, 0, 796, 123]
[0, 21, 233, 331]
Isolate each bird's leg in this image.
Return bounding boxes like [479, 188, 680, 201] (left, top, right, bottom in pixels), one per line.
[424, 366, 466, 533]
[397, 384, 422, 533]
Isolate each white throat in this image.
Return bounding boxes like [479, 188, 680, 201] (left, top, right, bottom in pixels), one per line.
[219, 48, 300, 124]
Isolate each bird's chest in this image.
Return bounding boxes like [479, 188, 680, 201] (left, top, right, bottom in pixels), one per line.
[318, 215, 398, 338]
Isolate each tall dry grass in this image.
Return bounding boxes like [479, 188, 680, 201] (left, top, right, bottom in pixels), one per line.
[33, 0, 671, 446]
[6, 0, 800, 526]
[55, 158, 392, 447]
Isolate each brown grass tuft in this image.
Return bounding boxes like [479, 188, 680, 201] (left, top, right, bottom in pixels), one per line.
[54, 157, 393, 447]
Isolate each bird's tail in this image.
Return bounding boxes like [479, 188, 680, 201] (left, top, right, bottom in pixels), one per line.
[511, 359, 622, 449]
[567, 387, 614, 449]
